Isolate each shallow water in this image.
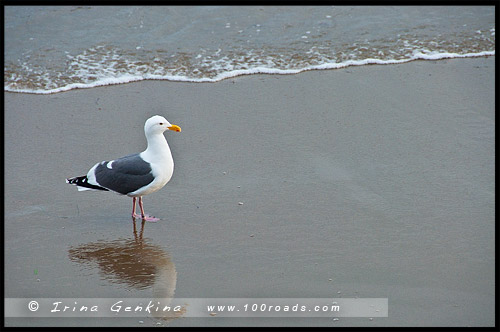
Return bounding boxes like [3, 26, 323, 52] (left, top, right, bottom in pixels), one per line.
[4, 6, 495, 93]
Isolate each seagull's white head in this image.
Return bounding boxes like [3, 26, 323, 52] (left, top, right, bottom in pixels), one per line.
[145, 115, 181, 135]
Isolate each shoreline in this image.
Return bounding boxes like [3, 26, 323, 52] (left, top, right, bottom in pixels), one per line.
[4, 53, 495, 95]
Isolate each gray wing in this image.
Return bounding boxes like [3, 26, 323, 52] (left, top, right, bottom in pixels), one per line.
[93, 153, 155, 195]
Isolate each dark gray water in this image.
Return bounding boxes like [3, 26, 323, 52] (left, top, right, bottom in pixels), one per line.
[4, 6, 495, 93]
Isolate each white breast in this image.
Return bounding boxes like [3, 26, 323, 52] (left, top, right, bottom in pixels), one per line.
[127, 151, 174, 197]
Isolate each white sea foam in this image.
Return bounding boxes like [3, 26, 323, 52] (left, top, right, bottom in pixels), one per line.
[4, 50, 494, 95]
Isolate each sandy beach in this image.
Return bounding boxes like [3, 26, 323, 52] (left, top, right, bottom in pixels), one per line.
[4, 57, 495, 327]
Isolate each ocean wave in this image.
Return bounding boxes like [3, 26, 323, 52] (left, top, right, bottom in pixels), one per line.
[4, 49, 494, 95]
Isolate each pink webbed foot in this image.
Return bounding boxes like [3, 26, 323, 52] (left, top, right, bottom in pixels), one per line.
[132, 213, 159, 222]
[132, 197, 160, 222]
[142, 214, 160, 222]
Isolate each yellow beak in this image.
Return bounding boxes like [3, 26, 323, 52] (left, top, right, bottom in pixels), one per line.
[168, 124, 181, 132]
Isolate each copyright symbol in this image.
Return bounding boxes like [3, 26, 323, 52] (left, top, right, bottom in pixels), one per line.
[28, 301, 39, 312]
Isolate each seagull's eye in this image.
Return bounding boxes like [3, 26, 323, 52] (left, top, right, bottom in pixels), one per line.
[159, 122, 164, 125]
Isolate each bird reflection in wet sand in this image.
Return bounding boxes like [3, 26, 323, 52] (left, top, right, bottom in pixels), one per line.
[68, 220, 185, 322]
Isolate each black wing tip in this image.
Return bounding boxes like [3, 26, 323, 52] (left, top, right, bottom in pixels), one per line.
[66, 176, 84, 184]
[66, 175, 109, 191]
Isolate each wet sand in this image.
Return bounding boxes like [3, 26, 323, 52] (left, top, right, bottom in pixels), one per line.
[4, 57, 495, 327]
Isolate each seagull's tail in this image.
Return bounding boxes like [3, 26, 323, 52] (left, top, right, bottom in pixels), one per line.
[66, 176, 109, 192]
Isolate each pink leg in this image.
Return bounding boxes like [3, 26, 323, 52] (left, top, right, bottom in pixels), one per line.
[132, 197, 142, 219]
[138, 197, 160, 222]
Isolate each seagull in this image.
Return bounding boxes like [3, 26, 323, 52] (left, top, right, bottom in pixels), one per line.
[66, 115, 181, 222]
